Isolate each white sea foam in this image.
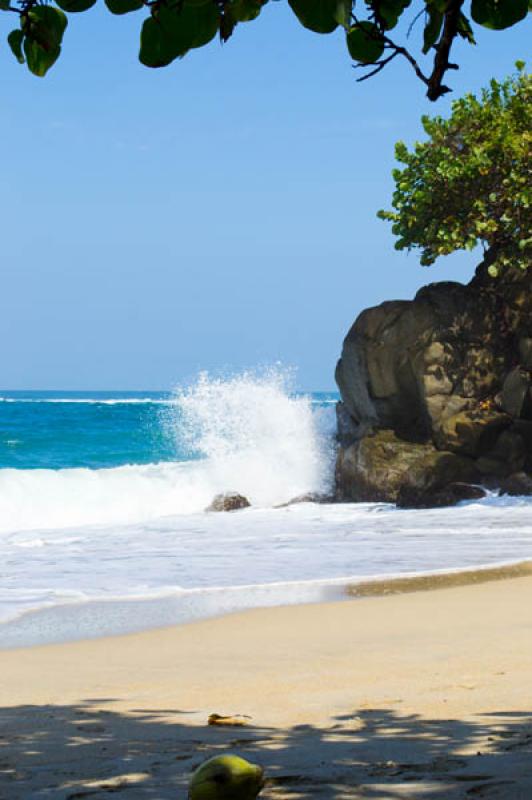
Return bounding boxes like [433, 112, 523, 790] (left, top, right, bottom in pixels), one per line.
[0, 370, 335, 534]
[1, 499, 532, 647]
[0, 396, 173, 405]
[0, 394, 334, 406]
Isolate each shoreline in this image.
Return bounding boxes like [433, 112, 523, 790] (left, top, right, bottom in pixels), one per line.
[1, 570, 531, 798]
[348, 558, 532, 596]
[1, 558, 532, 651]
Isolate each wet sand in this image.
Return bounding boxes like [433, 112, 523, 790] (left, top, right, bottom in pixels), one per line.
[348, 559, 532, 596]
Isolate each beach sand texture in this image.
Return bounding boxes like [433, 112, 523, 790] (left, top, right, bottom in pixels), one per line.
[1, 570, 531, 799]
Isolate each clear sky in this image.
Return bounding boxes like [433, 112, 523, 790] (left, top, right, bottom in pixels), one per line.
[1, 4, 529, 390]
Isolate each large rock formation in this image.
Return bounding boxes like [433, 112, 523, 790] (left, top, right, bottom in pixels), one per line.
[335, 266, 532, 504]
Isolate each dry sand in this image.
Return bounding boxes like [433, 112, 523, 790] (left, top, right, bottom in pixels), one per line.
[1, 568, 531, 799]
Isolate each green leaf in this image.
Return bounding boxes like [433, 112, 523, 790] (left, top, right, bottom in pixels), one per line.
[139, 1, 219, 68]
[56, 0, 97, 12]
[19, 6, 67, 76]
[25, 5, 68, 49]
[333, 0, 352, 28]
[288, 0, 342, 34]
[228, 0, 266, 22]
[23, 37, 61, 76]
[346, 21, 384, 63]
[0, 0, 11, 10]
[220, 0, 265, 40]
[370, 0, 411, 31]
[471, 0, 528, 30]
[7, 29, 24, 63]
[378, 9, 399, 30]
[456, 12, 475, 43]
[105, 0, 144, 15]
[140, 15, 176, 66]
[166, 0, 220, 49]
[422, 5, 443, 53]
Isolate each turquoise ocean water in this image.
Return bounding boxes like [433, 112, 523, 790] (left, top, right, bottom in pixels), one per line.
[0, 390, 176, 469]
[2, 389, 340, 470]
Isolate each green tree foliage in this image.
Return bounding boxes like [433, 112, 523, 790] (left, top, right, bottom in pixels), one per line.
[378, 64, 531, 276]
[2, 0, 531, 99]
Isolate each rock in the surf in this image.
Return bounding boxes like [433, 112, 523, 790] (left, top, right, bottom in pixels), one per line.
[496, 471, 532, 497]
[396, 482, 486, 509]
[206, 493, 251, 512]
[275, 492, 333, 507]
[335, 429, 478, 503]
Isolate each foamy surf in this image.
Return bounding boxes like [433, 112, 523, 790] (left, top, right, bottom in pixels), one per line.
[0, 397, 173, 404]
[0, 370, 335, 534]
[2, 497, 532, 646]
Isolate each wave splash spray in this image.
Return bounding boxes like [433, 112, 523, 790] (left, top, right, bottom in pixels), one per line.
[0, 368, 335, 534]
[173, 368, 334, 506]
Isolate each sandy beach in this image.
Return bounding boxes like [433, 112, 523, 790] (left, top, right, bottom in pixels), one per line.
[1, 569, 531, 799]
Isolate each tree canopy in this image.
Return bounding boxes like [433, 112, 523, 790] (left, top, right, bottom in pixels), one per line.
[378, 64, 531, 276]
[3, 0, 531, 100]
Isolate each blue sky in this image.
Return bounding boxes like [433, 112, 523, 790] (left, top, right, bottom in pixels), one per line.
[1, 4, 529, 390]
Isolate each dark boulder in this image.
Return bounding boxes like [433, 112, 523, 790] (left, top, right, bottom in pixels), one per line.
[497, 472, 532, 497]
[396, 482, 486, 509]
[435, 409, 510, 457]
[502, 368, 532, 418]
[335, 280, 508, 447]
[336, 401, 360, 448]
[518, 337, 532, 370]
[275, 492, 334, 508]
[335, 266, 532, 502]
[206, 493, 251, 512]
[335, 429, 478, 504]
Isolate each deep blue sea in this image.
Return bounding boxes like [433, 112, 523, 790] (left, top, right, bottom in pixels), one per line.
[1, 371, 531, 648]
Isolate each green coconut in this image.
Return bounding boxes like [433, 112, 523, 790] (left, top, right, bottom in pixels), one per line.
[188, 754, 264, 800]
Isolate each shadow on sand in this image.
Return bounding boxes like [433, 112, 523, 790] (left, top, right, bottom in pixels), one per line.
[0, 702, 530, 799]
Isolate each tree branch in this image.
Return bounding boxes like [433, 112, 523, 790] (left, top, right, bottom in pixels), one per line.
[386, 39, 431, 89]
[350, 10, 431, 92]
[407, 8, 425, 38]
[350, 0, 475, 101]
[354, 50, 399, 83]
[426, 0, 465, 101]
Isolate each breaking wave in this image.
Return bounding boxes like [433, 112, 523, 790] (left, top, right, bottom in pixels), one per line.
[0, 369, 335, 534]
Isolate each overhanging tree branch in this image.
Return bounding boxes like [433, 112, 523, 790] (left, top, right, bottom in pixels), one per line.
[427, 0, 465, 101]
